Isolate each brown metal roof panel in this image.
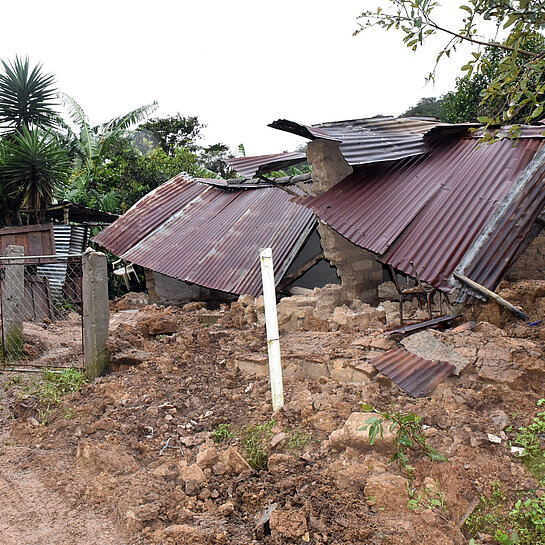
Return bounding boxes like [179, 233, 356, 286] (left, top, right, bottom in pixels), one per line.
[121, 185, 315, 296]
[370, 347, 456, 398]
[382, 137, 541, 290]
[93, 174, 209, 256]
[460, 160, 545, 293]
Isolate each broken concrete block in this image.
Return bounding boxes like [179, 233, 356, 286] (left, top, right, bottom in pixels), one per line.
[401, 330, 469, 375]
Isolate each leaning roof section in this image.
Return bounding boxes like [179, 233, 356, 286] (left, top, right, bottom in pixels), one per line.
[92, 174, 316, 296]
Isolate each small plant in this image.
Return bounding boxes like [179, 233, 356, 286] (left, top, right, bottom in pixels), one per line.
[18, 367, 88, 423]
[514, 399, 545, 457]
[243, 419, 275, 471]
[360, 403, 447, 479]
[3, 374, 23, 390]
[287, 429, 312, 454]
[407, 480, 447, 512]
[465, 481, 545, 544]
[212, 423, 233, 443]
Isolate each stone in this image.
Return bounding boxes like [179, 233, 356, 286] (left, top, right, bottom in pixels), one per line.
[226, 447, 253, 474]
[489, 409, 509, 430]
[179, 463, 207, 486]
[269, 508, 308, 540]
[329, 412, 394, 453]
[401, 330, 469, 375]
[268, 453, 296, 471]
[196, 446, 219, 469]
[364, 473, 408, 510]
[219, 501, 235, 516]
[270, 432, 287, 448]
[369, 336, 396, 351]
[126, 501, 162, 522]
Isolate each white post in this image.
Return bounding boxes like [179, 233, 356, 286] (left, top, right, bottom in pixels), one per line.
[259, 248, 284, 412]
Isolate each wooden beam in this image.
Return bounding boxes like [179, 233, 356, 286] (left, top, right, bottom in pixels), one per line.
[277, 251, 324, 292]
[453, 272, 529, 321]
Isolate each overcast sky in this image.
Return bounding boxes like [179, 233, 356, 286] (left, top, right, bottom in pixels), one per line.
[2, 1, 470, 155]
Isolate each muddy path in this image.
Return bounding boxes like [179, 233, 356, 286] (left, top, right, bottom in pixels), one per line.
[0, 381, 145, 545]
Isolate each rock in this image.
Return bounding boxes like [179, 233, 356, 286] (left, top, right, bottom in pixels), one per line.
[489, 409, 509, 430]
[182, 301, 206, 311]
[76, 440, 138, 475]
[126, 500, 162, 522]
[180, 463, 207, 486]
[369, 336, 396, 351]
[364, 473, 408, 510]
[329, 412, 394, 453]
[268, 453, 296, 471]
[225, 447, 253, 474]
[196, 446, 219, 469]
[401, 330, 469, 374]
[287, 384, 313, 413]
[270, 432, 286, 448]
[219, 501, 235, 516]
[421, 508, 440, 526]
[270, 508, 308, 540]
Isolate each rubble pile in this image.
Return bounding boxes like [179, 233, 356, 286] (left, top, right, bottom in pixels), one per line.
[1, 281, 545, 544]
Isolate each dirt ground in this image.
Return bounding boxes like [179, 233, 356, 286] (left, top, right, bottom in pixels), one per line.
[1, 281, 545, 544]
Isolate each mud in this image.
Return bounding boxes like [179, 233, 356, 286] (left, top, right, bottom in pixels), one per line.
[0, 282, 544, 544]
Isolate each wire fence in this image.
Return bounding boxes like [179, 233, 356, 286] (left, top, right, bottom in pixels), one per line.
[0, 255, 84, 371]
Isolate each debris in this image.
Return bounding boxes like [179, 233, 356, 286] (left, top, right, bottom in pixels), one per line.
[487, 433, 502, 444]
[384, 314, 462, 336]
[159, 437, 184, 456]
[370, 348, 456, 398]
[454, 272, 529, 321]
[511, 446, 526, 457]
[400, 330, 470, 375]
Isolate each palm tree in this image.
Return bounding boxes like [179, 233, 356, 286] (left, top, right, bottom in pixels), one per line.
[0, 56, 59, 132]
[1, 127, 70, 223]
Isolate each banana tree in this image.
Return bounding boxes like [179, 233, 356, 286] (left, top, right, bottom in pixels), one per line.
[62, 94, 158, 188]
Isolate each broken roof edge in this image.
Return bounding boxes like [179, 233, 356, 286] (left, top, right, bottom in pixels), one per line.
[195, 172, 312, 190]
[224, 152, 307, 178]
[453, 142, 545, 301]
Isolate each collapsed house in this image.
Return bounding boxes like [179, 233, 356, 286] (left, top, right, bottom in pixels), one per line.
[94, 115, 545, 308]
[228, 117, 545, 305]
[92, 174, 339, 304]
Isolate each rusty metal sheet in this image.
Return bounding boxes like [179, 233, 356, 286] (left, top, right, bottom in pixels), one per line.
[384, 314, 462, 336]
[299, 135, 541, 292]
[269, 116, 442, 166]
[457, 153, 545, 299]
[370, 347, 456, 397]
[224, 152, 307, 178]
[93, 176, 316, 296]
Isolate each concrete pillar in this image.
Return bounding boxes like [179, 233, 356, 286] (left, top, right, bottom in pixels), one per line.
[306, 139, 353, 195]
[305, 140, 383, 303]
[3, 245, 24, 358]
[82, 248, 110, 378]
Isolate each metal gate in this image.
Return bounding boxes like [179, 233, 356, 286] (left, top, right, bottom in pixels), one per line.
[0, 254, 84, 371]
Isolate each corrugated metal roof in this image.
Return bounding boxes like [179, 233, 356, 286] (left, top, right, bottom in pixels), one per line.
[224, 152, 307, 178]
[299, 134, 542, 292]
[93, 175, 316, 296]
[269, 116, 443, 166]
[455, 143, 545, 300]
[370, 347, 455, 397]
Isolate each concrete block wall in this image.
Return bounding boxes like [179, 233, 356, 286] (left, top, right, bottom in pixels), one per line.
[505, 227, 545, 281]
[306, 139, 384, 304]
[317, 223, 383, 304]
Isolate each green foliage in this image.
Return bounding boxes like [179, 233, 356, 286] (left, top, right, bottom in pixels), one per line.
[514, 399, 545, 458]
[0, 56, 59, 131]
[466, 481, 545, 544]
[212, 423, 233, 443]
[357, 2, 545, 132]
[401, 96, 448, 121]
[1, 126, 70, 221]
[287, 428, 312, 453]
[242, 419, 275, 471]
[360, 403, 447, 479]
[138, 114, 203, 154]
[407, 480, 446, 511]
